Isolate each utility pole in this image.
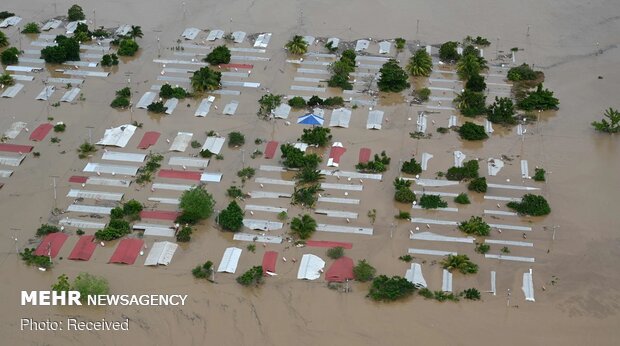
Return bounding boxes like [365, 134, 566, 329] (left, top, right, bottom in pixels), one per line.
[552, 225, 560, 241]
[50, 176, 58, 208]
[93, 9, 96, 28]
[526, 25, 531, 37]
[416, 20, 419, 35]
[241, 149, 245, 168]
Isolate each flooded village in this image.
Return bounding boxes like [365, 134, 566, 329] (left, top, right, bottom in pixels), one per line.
[0, 0, 619, 345]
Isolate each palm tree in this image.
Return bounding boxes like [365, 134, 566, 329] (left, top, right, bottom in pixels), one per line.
[592, 107, 620, 133]
[295, 167, 324, 184]
[393, 178, 412, 190]
[0, 31, 8, 47]
[441, 254, 478, 274]
[0, 73, 15, 86]
[406, 50, 433, 76]
[129, 25, 143, 40]
[191, 66, 222, 92]
[290, 214, 317, 240]
[456, 54, 481, 80]
[285, 35, 308, 55]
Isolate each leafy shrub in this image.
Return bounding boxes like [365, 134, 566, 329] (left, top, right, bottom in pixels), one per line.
[226, 186, 244, 198]
[507, 194, 551, 216]
[300, 127, 332, 147]
[228, 131, 245, 147]
[218, 201, 244, 232]
[455, 90, 487, 117]
[454, 193, 471, 204]
[441, 254, 478, 274]
[418, 288, 434, 299]
[236, 266, 264, 286]
[459, 121, 488, 140]
[176, 226, 192, 242]
[147, 101, 167, 113]
[192, 261, 213, 279]
[368, 275, 416, 301]
[292, 184, 321, 207]
[419, 194, 448, 209]
[100, 53, 119, 67]
[356, 151, 391, 173]
[67, 4, 86, 21]
[36, 224, 60, 237]
[395, 38, 406, 50]
[465, 74, 486, 92]
[323, 96, 345, 107]
[399, 254, 413, 262]
[53, 123, 66, 132]
[1, 47, 20, 65]
[257, 93, 282, 117]
[159, 84, 188, 99]
[177, 187, 215, 224]
[395, 211, 411, 219]
[288, 96, 307, 108]
[118, 39, 139, 56]
[475, 243, 490, 254]
[459, 216, 490, 236]
[446, 160, 479, 181]
[326, 246, 345, 259]
[417, 87, 431, 101]
[462, 288, 481, 300]
[533, 168, 546, 182]
[72, 273, 109, 303]
[237, 167, 256, 181]
[122, 199, 143, 217]
[20, 248, 52, 268]
[592, 108, 620, 134]
[507, 64, 538, 81]
[110, 96, 130, 108]
[468, 177, 487, 193]
[378, 59, 410, 92]
[439, 41, 459, 61]
[487, 97, 516, 124]
[517, 83, 559, 111]
[204, 45, 231, 65]
[353, 260, 376, 282]
[401, 158, 422, 175]
[307, 95, 324, 107]
[192, 66, 222, 93]
[290, 214, 317, 239]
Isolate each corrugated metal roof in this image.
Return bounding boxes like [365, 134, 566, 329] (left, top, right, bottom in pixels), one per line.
[109, 239, 144, 265]
[47, 78, 84, 85]
[317, 197, 360, 205]
[1, 83, 24, 98]
[157, 75, 190, 83]
[410, 231, 475, 244]
[320, 183, 362, 191]
[200, 172, 222, 182]
[42, 19, 62, 31]
[63, 70, 109, 77]
[83, 162, 140, 176]
[96, 124, 137, 148]
[258, 165, 285, 172]
[367, 110, 384, 129]
[195, 96, 215, 117]
[59, 218, 106, 229]
[0, 154, 26, 166]
[65, 20, 86, 34]
[378, 41, 391, 54]
[355, 39, 370, 52]
[217, 247, 242, 273]
[206, 29, 224, 41]
[201, 136, 225, 154]
[67, 189, 124, 201]
[320, 169, 382, 180]
[147, 197, 180, 205]
[83, 177, 130, 187]
[136, 91, 157, 109]
[153, 59, 207, 66]
[486, 254, 536, 263]
[253, 33, 272, 48]
[442, 269, 453, 292]
[302, 35, 315, 45]
[248, 191, 292, 199]
[64, 61, 98, 68]
[243, 219, 284, 231]
[35, 85, 55, 101]
[9, 74, 35, 81]
[134, 223, 175, 237]
[152, 182, 193, 191]
[316, 224, 373, 235]
[405, 263, 427, 288]
[60, 88, 81, 102]
[0, 170, 13, 177]
[68, 235, 97, 261]
[144, 241, 178, 266]
[329, 108, 351, 128]
[223, 101, 239, 115]
[244, 204, 287, 213]
[408, 248, 457, 256]
[232, 31, 246, 43]
[67, 204, 113, 214]
[233, 233, 283, 244]
[327, 143, 345, 167]
[522, 269, 535, 301]
[0, 16, 21, 28]
[34, 233, 69, 258]
[273, 104, 291, 119]
[168, 156, 209, 168]
[115, 24, 131, 36]
[254, 177, 295, 186]
[221, 81, 261, 88]
[3, 122, 27, 139]
[326, 37, 340, 48]
[164, 98, 179, 115]
[102, 151, 146, 163]
[181, 27, 200, 40]
[297, 254, 325, 280]
[314, 209, 358, 219]
[169, 132, 193, 152]
[325, 256, 354, 282]
[290, 85, 325, 92]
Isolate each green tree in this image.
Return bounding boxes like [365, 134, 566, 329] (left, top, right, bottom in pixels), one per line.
[465, 74, 486, 92]
[507, 194, 551, 216]
[67, 4, 86, 21]
[100, 53, 119, 66]
[129, 25, 143, 40]
[117, 39, 139, 56]
[368, 275, 416, 301]
[285, 35, 308, 55]
[237, 167, 256, 181]
[533, 168, 546, 182]
[218, 201, 244, 232]
[353, 259, 376, 282]
[177, 186, 215, 224]
[1, 47, 20, 65]
[122, 199, 143, 217]
[236, 266, 264, 286]
[417, 87, 431, 101]
[300, 127, 332, 146]
[176, 226, 192, 242]
[455, 90, 487, 116]
[72, 273, 109, 303]
[288, 96, 307, 108]
[439, 41, 459, 61]
[446, 160, 479, 181]
[0, 73, 15, 86]
[147, 101, 167, 113]
[487, 97, 516, 124]
[458, 216, 490, 236]
[468, 177, 488, 193]
[462, 288, 481, 300]
[507, 63, 538, 81]
[307, 95, 324, 107]
[442, 254, 478, 274]
[378, 59, 410, 92]
[517, 83, 559, 111]
[591, 108, 620, 133]
[395, 38, 406, 51]
[292, 184, 322, 207]
[401, 158, 422, 175]
[454, 193, 471, 204]
[192, 261, 213, 279]
[228, 131, 245, 147]
[295, 166, 324, 184]
[419, 194, 448, 209]
[191, 66, 221, 92]
[205, 45, 231, 65]
[394, 185, 416, 204]
[290, 214, 317, 240]
[21, 22, 40, 34]
[37, 224, 60, 237]
[457, 53, 481, 80]
[51, 274, 71, 292]
[326, 246, 345, 259]
[459, 121, 488, 140]
[0, 31, 8, 48]
[110, 96, 130, 108]
[406, 49, 433, 76]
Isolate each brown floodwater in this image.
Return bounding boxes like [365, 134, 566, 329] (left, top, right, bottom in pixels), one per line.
[1, 0, 620, 345]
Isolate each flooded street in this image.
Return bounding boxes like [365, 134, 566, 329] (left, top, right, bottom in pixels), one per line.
[1, 0, 619, 345]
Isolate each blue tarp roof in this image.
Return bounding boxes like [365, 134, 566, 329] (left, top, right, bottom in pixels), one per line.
[297, 113, 324, 125]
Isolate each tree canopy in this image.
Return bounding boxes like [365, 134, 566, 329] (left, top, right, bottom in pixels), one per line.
[465, 74, 486, 92]
[285, 35, 308, 55]
[406, 49, 433, 76]
[177, 186, 215, 224]
[41, 35, 80, 63]
[507, 194, 551, 216]
[191, 66, 221, 92]
[218, 201, 244, 232]
[592, 108, 620, 133]
[68, 4, 86, 21]
[439, 41, 460, 61]
[459, 121, 488, 140]
[517, 83, 559, 110]
[117, 39, 139, 56]
[455, 90, 487, 117]
[1, 47, 20, 65]
[353, 260, 376, 282]
[441, 254, 478, 274]
[300, 127, 332, 147]
[205, 45, 231, 65]
[368, 275, 416, 301]
[456, 53, 481, 80]
[378, 59, 410, 92]
[487, 97, 516, 124]
[458, 216, 490, 236]
[290, 214, 317, 240]
[0, 31, 8, 48]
